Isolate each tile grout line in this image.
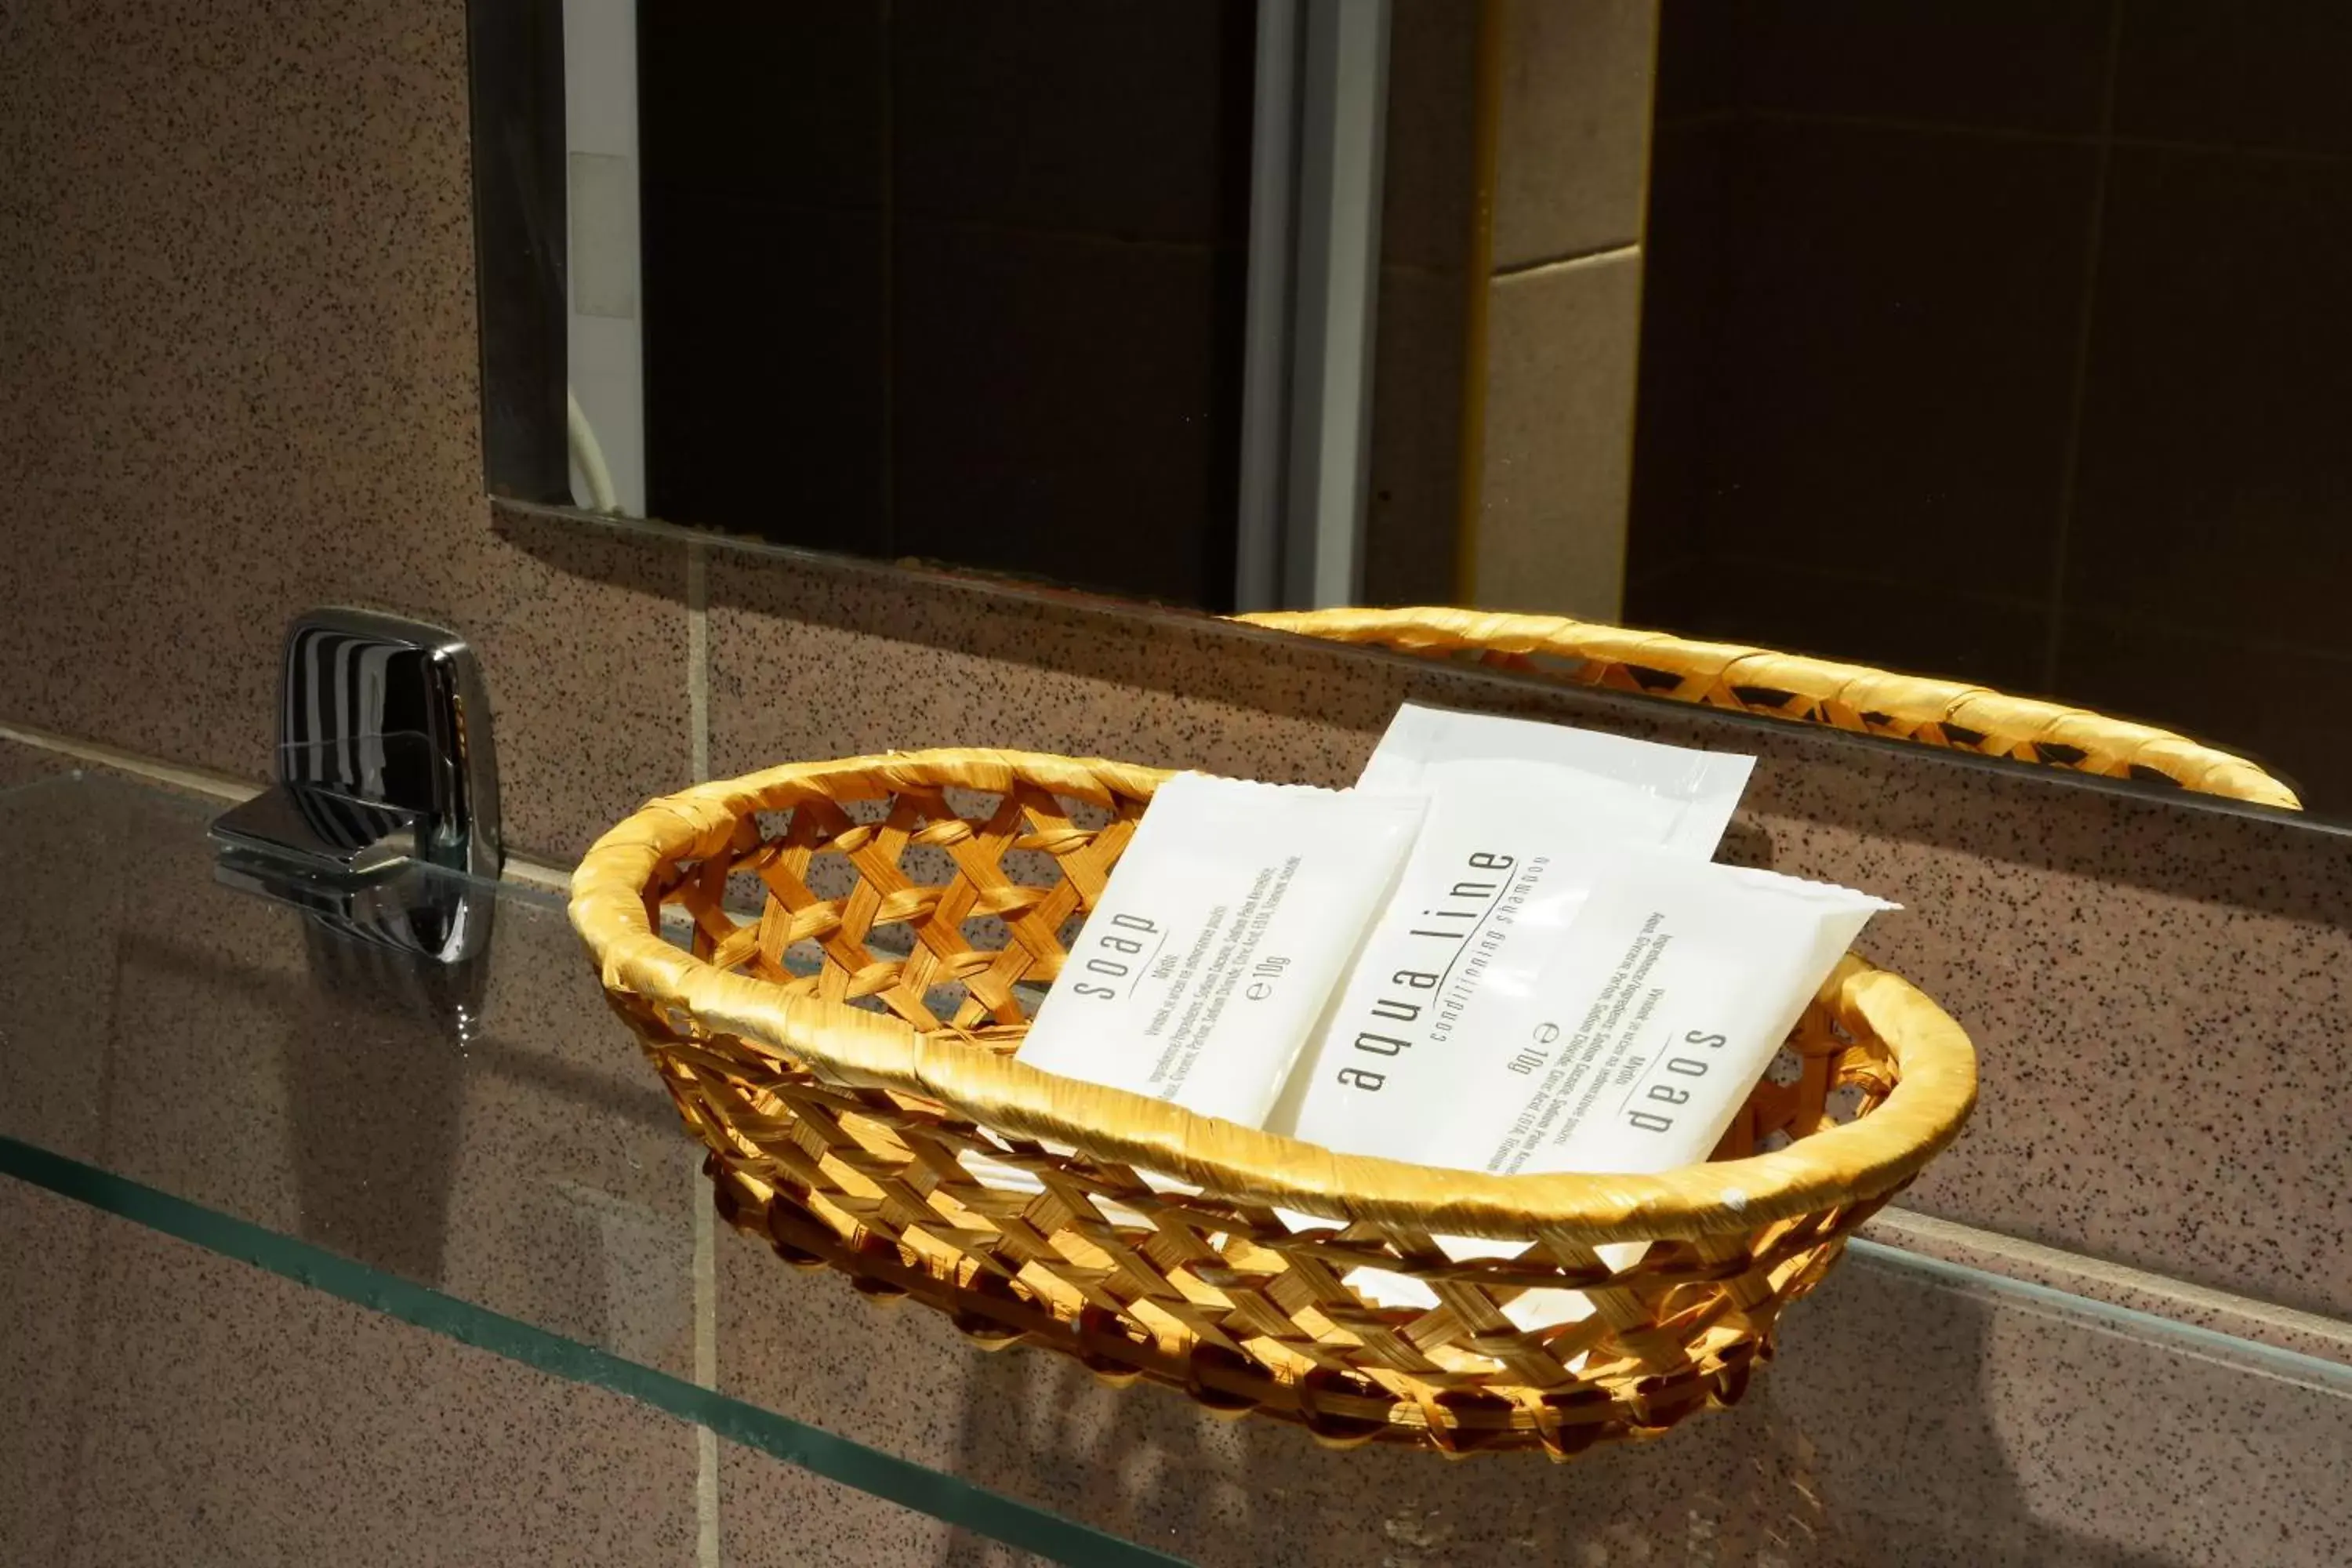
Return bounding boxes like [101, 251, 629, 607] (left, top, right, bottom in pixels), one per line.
[0, 717, 587, 893]
[0, 720, 260, 804]
[1488, 238, 1642, 283]
[1870, 1205, 2352, 1368]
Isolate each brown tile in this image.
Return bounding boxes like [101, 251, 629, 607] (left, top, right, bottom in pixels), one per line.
[1783, 778, 2352, 1322]
[1490, 0, 1660, 268]
[471, 510, 695, 862]
[891, 0, 1254, 244]
[2066, 147, 2352, 657]
[0, 0, 693, 867]
[1470, 249, 1645, 619]
[0, 779, 143, 1167]
[0, 1180, 98, 1563]
[1705, 118, 2098, 585]
[713, 1210, 2352, 1566]
[641, 199, 887, 547]
[1735, 0, 2116, 134]
[1627, 120, 1733, 587]
[706, 552, 1399, 784]
[1363, 266, 1468, 607]
[9, 1189, 698, 1566]
[1653, 0, 1738, 126]
[0, 738, 74, 793]
[2053, 612, 2351, 817]
[2115, 4, 2352, 155]
[892, 220, 1243, 607]
[1380, 0, 1481, 272]
[1630, 557, 2055, 696]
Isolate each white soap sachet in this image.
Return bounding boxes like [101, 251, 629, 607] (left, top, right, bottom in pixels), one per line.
[1014, 772, 1425, 1128]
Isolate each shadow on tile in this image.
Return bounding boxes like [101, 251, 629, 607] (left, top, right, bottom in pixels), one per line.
[717, 1221, 2325, 1567]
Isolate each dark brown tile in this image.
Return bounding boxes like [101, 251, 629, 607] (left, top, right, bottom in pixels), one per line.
[1653, 0, 1739, 125]
[1628, 121, 1734, 588]
[1735, 0, 2116, 134]
[641, 198, 887, 547]
[2066, 147, 2352, 655]
[637, 1, 887, 211]
[891, 0, 1255, 244]
[1363, 266, 1467, 607]
[892, 220, 1242, 607]
[1634, 557, 2055, 697]
[1706, 118, 2099, 586]
[2053, 612, 2351, 816]
[2115, 4, 2352, 155]
[1490, 0, 1659, 268]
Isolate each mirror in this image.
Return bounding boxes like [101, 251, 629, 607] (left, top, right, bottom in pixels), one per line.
[466, 2, 2348, 818]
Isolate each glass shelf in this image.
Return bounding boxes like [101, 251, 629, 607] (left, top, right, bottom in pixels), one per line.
[3, 771, 2348, 1566]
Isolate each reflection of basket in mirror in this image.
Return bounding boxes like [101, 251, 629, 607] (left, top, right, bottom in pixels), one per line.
[571, 750, 1977, 1459]
[1239, 607, 2301, 809]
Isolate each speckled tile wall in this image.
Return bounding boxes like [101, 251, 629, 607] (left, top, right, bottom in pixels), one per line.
[0, 1176, 97, 1562]
[0, 0, 691, 864]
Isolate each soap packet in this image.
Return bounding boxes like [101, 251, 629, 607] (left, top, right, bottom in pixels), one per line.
[1269, 702, 1755, 1156]
[1427, 852, 1895, 1181]
[1311, 851, 1893, 1330]
[1012, 772, 1426, 1127]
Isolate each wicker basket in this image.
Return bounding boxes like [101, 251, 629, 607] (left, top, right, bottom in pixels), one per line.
[1239, 607, 2300, 809]
[572, 749, 1977, 1459]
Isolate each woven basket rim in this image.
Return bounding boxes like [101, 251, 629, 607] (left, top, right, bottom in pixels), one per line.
[1238, 605, 2301, 810]
[572, 748, 1979, 1244]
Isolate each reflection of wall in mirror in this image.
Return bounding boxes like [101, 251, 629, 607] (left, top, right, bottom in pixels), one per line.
[1621, 2, 2352, 815]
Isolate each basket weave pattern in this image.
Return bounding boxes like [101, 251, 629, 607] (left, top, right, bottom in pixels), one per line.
[572, 750, 1977, 1458]
[1240, 607, 2299, 808]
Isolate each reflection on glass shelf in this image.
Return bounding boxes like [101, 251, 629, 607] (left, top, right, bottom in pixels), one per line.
[0, 772, 699, 1376]
[2, 773, 2349, 1566]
